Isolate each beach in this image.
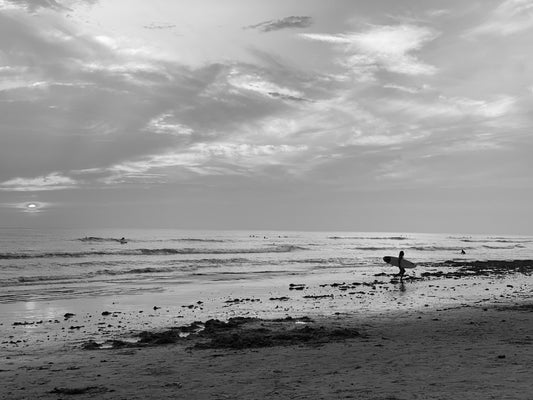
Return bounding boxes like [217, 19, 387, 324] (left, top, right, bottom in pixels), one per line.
[2, 257, 532, 400]
[4, 1, 533, 398]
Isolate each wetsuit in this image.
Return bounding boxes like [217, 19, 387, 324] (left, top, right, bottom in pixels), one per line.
[398, 252, 405, 279]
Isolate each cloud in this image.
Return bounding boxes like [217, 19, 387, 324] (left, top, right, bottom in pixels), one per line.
[0, 0, 68, 12]
[445, 95, 516, 118]
[146, 113, 194, 136]
[348, 130, 429, 147]
[0, 7, 442, 195]
[6, 2, 512, 197]
[103, 143, 309, 183]
[266, 91, 310, 102]
[0, 9, 318, 186]
[469, 0, 533, 36]
[1, 0, 97, 13]
[301, 24, 438, 79]
[227, 70, 308, 101]
[383, 84, 428, 94]
[385, 95, 516, 120]
[143, 22, 177, 30]
[0, 173, 78, 191]
[426, 9, 451, 18]
[0, 13, 215, 176]
[2, 8, 377, 190]
[245, 16, 312, 32]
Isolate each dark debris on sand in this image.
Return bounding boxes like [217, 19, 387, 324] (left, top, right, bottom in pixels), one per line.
[82, 316, 361, 351]
[194, 324, 360, 350]
[50, 386, 110, 395]
[191, 316, 360, 350]
[496, 303, 533, 312]
[422, 260, 533, 279]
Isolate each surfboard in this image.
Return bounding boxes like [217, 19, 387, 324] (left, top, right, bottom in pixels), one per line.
[383, 256, 416, 269]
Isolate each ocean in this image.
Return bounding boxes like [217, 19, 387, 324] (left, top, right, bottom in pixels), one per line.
[2, 228, 533, 303]
[1, 228, 532, 353]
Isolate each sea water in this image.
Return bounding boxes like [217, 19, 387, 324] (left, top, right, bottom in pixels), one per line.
[1, 228, 532, 353]
[2, 228, 532, 303]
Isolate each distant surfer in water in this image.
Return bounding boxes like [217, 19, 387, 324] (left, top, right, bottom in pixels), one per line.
[398, 250, 405, 281]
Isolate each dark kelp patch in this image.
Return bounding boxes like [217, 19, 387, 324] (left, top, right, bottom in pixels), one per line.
[82, 316, 361, 350]
[193, 322, 361, 349]
[422, 260, 533, 279]
[50, 386, 110, 395]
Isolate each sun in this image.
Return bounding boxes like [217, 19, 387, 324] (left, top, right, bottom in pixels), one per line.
[24, 202, 42, 213]
[15, 201, 48, 213]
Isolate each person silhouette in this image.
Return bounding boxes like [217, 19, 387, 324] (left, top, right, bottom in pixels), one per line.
[398, 250, 405, 281]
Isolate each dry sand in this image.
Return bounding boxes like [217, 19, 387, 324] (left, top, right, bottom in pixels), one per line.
[2, 261, 532, 399]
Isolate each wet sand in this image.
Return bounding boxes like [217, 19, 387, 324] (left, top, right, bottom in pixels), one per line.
[1, 260, 532, 399]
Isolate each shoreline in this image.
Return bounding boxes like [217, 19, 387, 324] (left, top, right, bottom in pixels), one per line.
[2, 259, 532, 354]
[1, 260, 532, 399]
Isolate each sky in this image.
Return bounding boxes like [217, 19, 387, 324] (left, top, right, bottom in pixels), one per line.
[1, 0, 532, 234]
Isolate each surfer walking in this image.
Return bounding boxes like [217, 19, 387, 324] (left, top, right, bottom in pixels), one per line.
[383, 252, 414, 281]
[398, 250, 406, 281]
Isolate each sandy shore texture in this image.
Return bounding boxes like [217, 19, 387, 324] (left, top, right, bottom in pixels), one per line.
[2, 261, 532, 400]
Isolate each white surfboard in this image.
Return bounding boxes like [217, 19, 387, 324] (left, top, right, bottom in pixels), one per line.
[383, 256, 416, 269]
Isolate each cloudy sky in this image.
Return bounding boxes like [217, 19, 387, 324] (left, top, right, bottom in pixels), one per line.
[1, 0, 532, 234]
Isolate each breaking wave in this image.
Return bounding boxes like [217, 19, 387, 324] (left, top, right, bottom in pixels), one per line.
[407, 246, 468, 252]
[459, 238, 533, 244]
[78, 237, 125, 243]
[77, 236, 227, 243]
[329, 236, 408, 240]
[0, 245, 306, 260]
